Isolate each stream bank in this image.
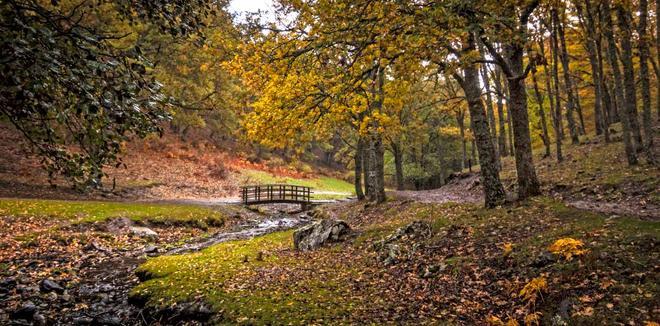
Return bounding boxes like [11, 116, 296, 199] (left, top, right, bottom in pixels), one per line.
[1, 203, 314, 325]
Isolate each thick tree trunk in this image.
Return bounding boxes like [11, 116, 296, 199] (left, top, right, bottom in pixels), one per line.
[392, 141, 405, 190]
[616, 5, 643, 150]
[504, 44, 542, 199]
[603, 0, 637, 165]
[493, 67, 508, 157]
[637, 0, 657, 164]
[657, 0, 660, 121]
[354, 137, 365, 200]
[554, 9, 580, 145]
[532, 71, 551, 157]
[364, 66, 387, 203]
[454, 37, 505, 208]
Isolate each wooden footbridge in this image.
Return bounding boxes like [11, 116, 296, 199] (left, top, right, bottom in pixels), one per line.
[241, 184, 314, 209]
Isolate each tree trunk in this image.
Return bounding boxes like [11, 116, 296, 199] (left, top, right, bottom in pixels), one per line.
[532, 71, 551, 157]
[479, 43, 500, 166]
[603, 0, 637, 165]
[457, 110, 468, 170]
[506, 87, 515, 157]
[392, 141, 405, 190]
[504, 44, 542, 199]
[617, 6, 643, 150]
[493, 67, 508, 156]
[354, 137, 365, 200]
[454, 36, 505, 208]
[637, 0, 657, 164]
[573, 79, 586, 135]
[657, 0, 660, 121]
[578, 0, 609, 141]
[364, 66, 387, 203]
[554, 8, 580, 145]
[550, 20, 565, 147]
[539, 33, 564, 161]
[362, 140, 371, 198]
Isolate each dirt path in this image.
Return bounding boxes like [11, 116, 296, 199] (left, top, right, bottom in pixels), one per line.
[391, 172, 658, 220]
[391, 173, 483, 204]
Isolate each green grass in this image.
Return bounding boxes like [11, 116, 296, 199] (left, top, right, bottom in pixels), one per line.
[0, 198, 225, 226]
[239, 169, 355, 199]
[130, 197, 659, 324]
[131, 231, 356, 324]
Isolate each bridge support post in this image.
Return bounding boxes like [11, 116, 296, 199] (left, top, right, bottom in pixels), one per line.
[300, 202, 311, 211]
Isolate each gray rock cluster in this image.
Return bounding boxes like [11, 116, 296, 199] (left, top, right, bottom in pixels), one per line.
[293, 219, 351, 251]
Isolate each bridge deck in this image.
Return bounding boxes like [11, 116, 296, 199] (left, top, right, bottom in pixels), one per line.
[241, 184, 312, 205]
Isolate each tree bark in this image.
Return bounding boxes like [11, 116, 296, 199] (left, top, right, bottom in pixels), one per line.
[616, 5, 643, 150]
[577, 0, 610, 141]
[603, 0, 637, 165]
[532, 71, 551, 157]
[364, 66, 387, 203]
[454, 36, 505, 208]
[493, 66, 508, 157]
[637, 0, 657, 164]
[506, 86, 515, 157]
[392, 141, 405, 190]
[457, 110, 468, 170]
[539, 32, 564, 161]
[479, 43, 500, 166]
[554, 8, 580, 145]
[549, 18, 565, 148]
[354, 137, 365, 200]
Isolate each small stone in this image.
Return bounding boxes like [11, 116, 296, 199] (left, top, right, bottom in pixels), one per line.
[144, 245, 158, 253]
[40, 279, 65, 294]
[95, 315, 121, 326]
[129, 226, 158, 238]
[73, 317, 94, 325]
[60, 293, 72, 302]
[531, 251, 556, 268]
[33, 313, 46, 326]
[11, 301, 37, 320]
[45, 291, 58, 302]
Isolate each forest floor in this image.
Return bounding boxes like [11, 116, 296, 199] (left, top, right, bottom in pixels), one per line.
[0, 125, 658, 325]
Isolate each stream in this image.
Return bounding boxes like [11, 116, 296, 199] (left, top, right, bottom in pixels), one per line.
[2, 204, 314, 325]
[167, 210, 312, 254]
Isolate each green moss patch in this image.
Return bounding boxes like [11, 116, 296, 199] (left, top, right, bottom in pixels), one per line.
[0, 198, 225, 226]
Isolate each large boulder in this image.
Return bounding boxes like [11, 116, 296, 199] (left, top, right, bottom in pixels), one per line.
[293, 219, 350, 251]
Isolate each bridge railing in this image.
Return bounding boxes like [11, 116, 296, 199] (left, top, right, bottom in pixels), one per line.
[241, 184, 312, 205]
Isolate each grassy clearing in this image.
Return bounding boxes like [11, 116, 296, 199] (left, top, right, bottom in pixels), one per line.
[239, 169, 354, 199]
[131, 197, 658, 324]
[0, 198, 225, 226]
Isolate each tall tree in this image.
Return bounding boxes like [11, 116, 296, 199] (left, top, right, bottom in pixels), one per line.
[554, 8, 580, 144]
[451, 34, 506, 207]
[576, 0, 610, 142]
[492, 66, 509, 157]
[602, 0, 637, 165]
[638, 0, 657, 165]
[616, 3, 643, 150]
[531, 69, 551, 158]
[479, 0, 542, 199]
